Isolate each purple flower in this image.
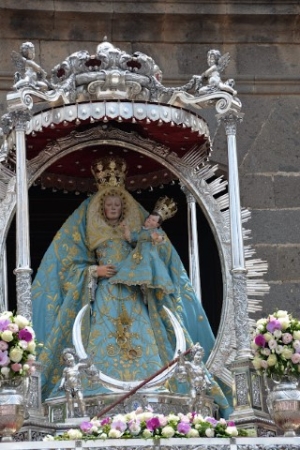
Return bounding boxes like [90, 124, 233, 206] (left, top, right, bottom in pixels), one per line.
[18, 328, 33, 342]
[80, 421, 93, 433]
[111, 420, 127, 432]
[227, 421, 235, 427]
[205, 417, 218, 427]
[266, 319, 282, 333]
[0, 350, 9, 366]
[0, 319, 10, 332]
[254, 334, 266, 347]
[146, 417, 161, 431]
[177, 422, 191, 434]
[100, 417, 110, 426]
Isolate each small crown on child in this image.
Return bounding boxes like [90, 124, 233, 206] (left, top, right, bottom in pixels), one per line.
[91, 157, 127, 189]
[153, 196, 178, 222]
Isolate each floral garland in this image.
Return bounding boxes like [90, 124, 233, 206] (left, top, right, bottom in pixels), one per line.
[44, 408, 247, 441]
[251, 310, 300, 378]
[0, 311, 37, 380]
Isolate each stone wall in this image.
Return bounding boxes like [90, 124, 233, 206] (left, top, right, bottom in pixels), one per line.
[0, 0, 299, 317]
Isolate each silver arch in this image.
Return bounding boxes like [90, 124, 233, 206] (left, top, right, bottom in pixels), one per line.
[72, 304, 186, 392]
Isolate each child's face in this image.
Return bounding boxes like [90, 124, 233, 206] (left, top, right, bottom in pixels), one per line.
[144, 214, 160, 229]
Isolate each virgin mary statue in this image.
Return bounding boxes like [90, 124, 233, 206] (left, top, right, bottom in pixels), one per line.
[32, 156, 232, 418]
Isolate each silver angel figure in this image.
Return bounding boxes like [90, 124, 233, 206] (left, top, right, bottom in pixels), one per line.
[197, 49, 237, 96]
[11, 42, 51, 92]
[58, 348, 90, 418]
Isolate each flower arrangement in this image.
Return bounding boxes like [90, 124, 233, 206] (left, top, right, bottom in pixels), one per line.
[44, 408, 247, 441]
[0, 311, 37, 380]
[251, 310, 300, 378]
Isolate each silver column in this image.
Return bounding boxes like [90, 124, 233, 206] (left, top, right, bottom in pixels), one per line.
[182, 187, 202, 302]
[13, 111, 32, 320]
[218, 111, 251, 360]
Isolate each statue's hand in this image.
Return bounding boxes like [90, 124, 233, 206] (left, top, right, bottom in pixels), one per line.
[96, 264, 117, 278]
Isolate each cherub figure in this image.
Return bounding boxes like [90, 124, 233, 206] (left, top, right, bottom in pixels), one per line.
[197, 49, 237, 96]
[58, 348, 90, 418]
[176, 343, 211, 412]
[11, 42, 51, 91]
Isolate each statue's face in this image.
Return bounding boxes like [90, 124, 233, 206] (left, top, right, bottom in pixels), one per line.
[64, 353, 74, 366]
[104, 195, 122, 224]
[144, 214, 160, 229]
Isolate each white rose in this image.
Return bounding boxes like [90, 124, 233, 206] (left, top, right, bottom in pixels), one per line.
[257, 318, 267, 326]
[43, 435, 54, 441]
[186, 429, 199, 438]
[1, 330, 13, 342]
[142, 429, 153, 439]
[0, 312, 13, 318]
[23, 364, 30, 371]
[27, 354, 36, 361]
[276, 310, 289, 318]
[9, 347, 23, 363]
[205, 428, 215, 437]
[263, 332, 273, 342]
[278, 317, 290, 331]
[293, 331, 300, 340]
[167, 414, 180, 422]
[27, 341, 36, 353]
[273, 330, 282, 339]
[226, 426, 238, 436]
[13, 315, 29, 329]
[108, 429, 123, 438]
[1, 367, 10, 377]
[161, 426, 175, 438]
[252, 356, 263, 370]
[100, 433, 107, 439]
[267, 354, 277, 366]
[67, 429, 83, 439]
[282, 347, 293, 359]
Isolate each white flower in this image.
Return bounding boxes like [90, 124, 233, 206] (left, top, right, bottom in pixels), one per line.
[43, 435, 54, 441]
[282, 347, 293, 359]
[226, 426, 238, 436]
[14, 315, 29, 329]
[19, 340, 28, 350]
[186, 428, 199, 438]
[27, 341, 36, 353]
[261, 348, 271, 356]
[90, 425, 98, 433]
[252, 356, 263, 370]
[167, 413, 180, 422]
[161, 425, 175, 438]
[267, 354, 277, 366]
[275, 345, 284, 354]
[0, 312, 12, 318]
[219, 418, 227, 425]
[257, 318, 267, 326]
[108, 429, 123, 438]
[276, 310, 289, 318]
[99, 433, 107, 440]
[23, 364, 30, 371]
[67, 429, 82, 439]
[293, 340, 300, 351]
[205, 428, 215, 437]
[293, 331, 300, 340]
[263, 332, 273, 342]
[1, 330, 13, 343]
[278, 317, 290, 331]
[273, 329, 282, 339]
[268, 339, 277, 350]
[260, 360, 268, 369]
[9, 347, 23, 363]
[192, 413, 204, 424]
[142, 429, 153, 439]
[0, 367, 10, 377]
[90, 418, 101, 427]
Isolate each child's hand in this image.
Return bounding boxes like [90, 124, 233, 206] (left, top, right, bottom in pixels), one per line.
[120, 221, 131, 241]
[151, 232, 163, 243]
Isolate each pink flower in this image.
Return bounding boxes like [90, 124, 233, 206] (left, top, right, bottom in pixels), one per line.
[0, 350, 9, 366]
[80, 421, 93, 433]
[8, 323, 19, 333]
[254, 334, 266, 347]
[11, 363, 22, 372]
[0, 341, 8, 351]
[282, 333, 293, 344]
[146, 417, 160, 431]
[18, 328, 33, 342]
[177, 422, 191, 434]
[291, 353, 300, 364]
[111, 420, 127, 432]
